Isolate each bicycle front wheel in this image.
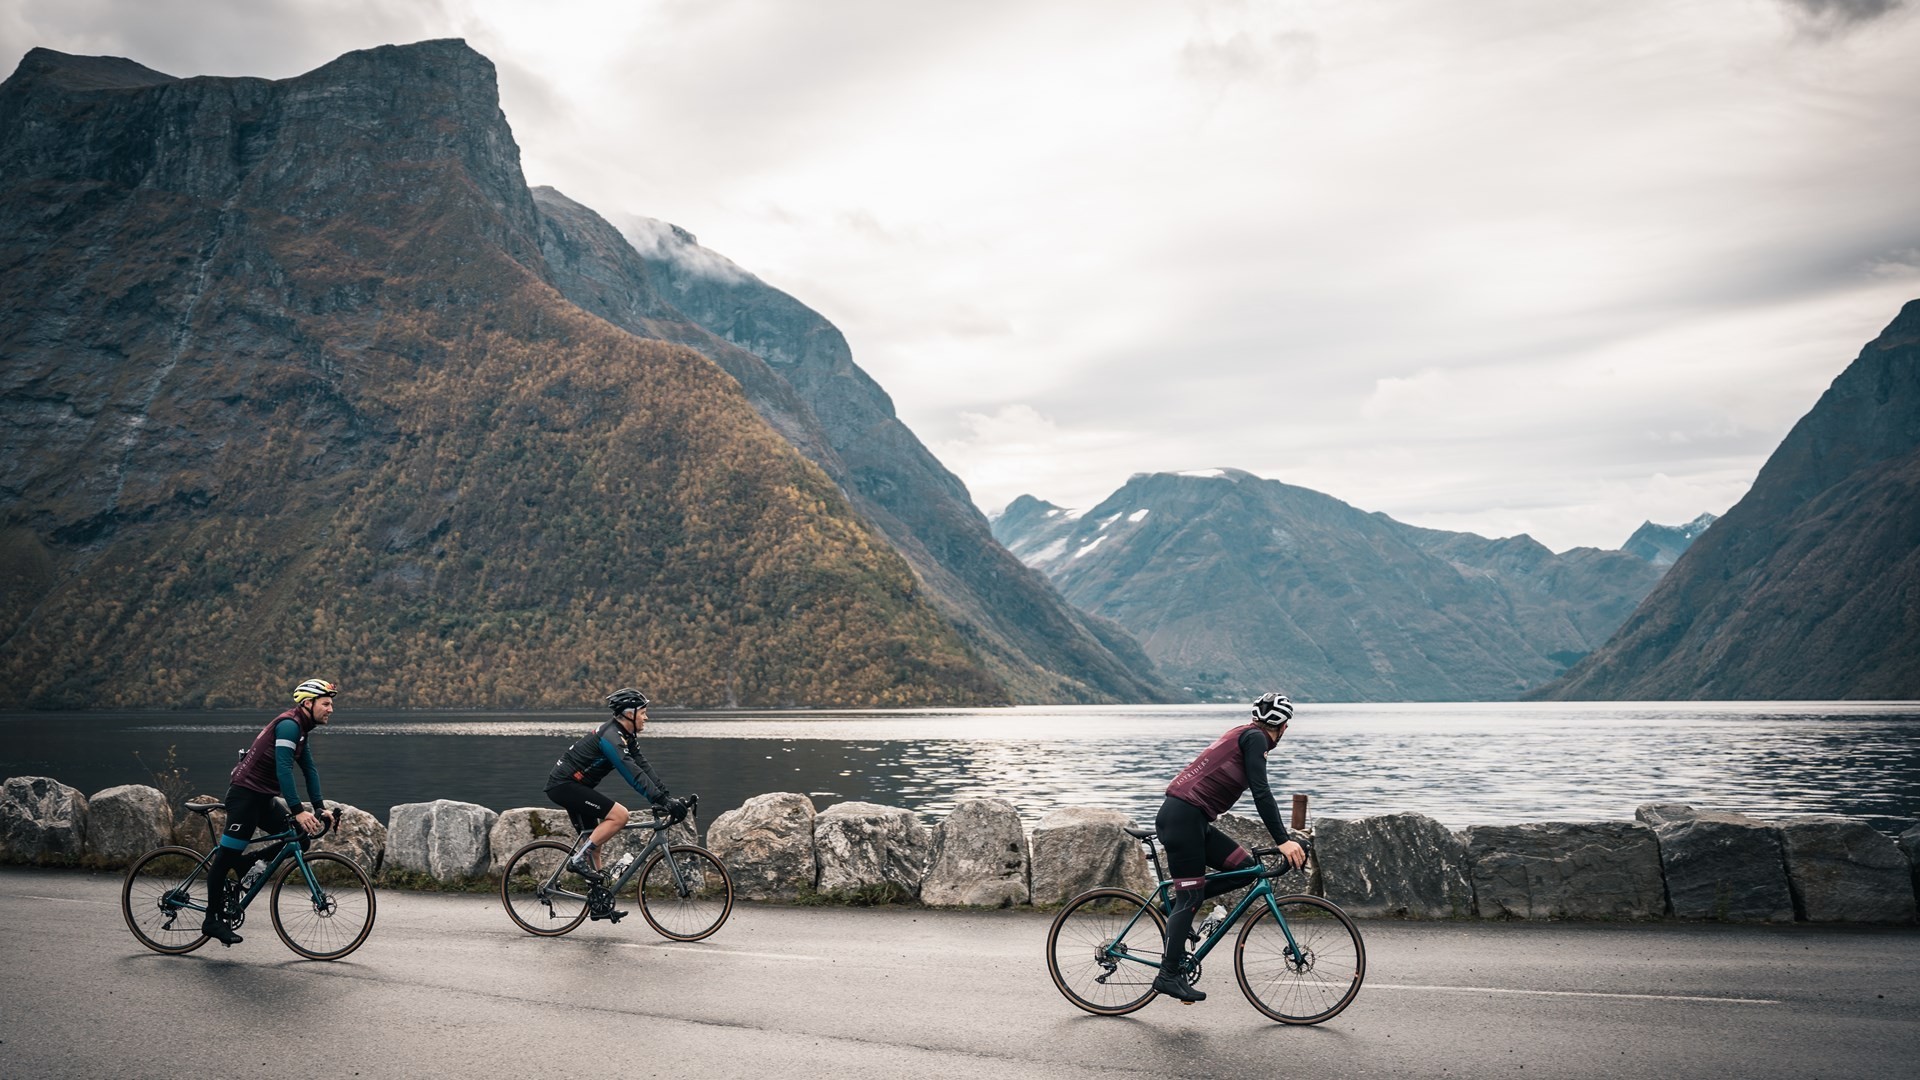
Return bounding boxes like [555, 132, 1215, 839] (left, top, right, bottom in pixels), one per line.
[271, 851, 376, 960]
[636, 845, 733, 942]
[1046, 888, 1166, 1016]
[122, 846, 212, 955]
[1234, 894, 1366, 1024]
[502, 840, 592, 936]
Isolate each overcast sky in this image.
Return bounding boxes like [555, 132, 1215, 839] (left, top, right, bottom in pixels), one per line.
[6, 0, 1918, 551]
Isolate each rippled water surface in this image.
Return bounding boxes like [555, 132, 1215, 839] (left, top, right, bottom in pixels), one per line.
[4, 702, 1917, 832]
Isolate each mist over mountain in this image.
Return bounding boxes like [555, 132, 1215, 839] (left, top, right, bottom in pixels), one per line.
[992, 469, 1664, 702]
[1537, 300, 1920, 700]
[0, 41, 1019, 708]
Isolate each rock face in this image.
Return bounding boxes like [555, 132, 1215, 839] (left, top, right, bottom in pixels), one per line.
[387, 800, 497, 881]
[1900, 824, 1920, 907]
[1650, 811, 1793, 922]
[1465, 822, 1666, 920]
[0, 42, 1007, 710]
[311, 801, 387, 874]
[706, 793, 817, 899]
[532, 187, 1170, 706]
[0, 776, 89, 863]
[83, 784, 172, 865]
[1539, 300, 1920, 700]
[921, 798, 1030, 907]
[813, 801, 931, 897]
[1775, 816, 1915, 924]
[1029, 807, 1155, 905]
[487, 806, 580, 875]
[991, 471, 1664, 701]
[1317, 813, 1474, 919]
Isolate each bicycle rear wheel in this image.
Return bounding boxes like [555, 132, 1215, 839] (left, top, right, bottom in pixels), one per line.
[636, 845, 733, 942]
[121, 846, 212, 955]
[1234, 894, 1365, 1024]
[271, 851, 376, 960]
[1045, 888, 1166, 1015]
[501, 839, 592, 936]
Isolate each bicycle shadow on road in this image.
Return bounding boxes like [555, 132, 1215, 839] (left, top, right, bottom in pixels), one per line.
[113, 949, 370, 1009]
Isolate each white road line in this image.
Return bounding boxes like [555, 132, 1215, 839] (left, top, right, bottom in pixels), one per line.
[611, 941, 824, 962]
[7, 894, 112, 907]
[1369, 983, 1780, 1005]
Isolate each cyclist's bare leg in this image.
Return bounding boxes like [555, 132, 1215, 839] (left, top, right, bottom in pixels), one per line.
[583, 802, 629, 869]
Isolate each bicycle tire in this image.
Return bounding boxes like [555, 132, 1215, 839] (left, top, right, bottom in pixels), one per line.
[501, 839, 592, 936]
[270, 850, 376, 960]
[1234, 893, 1365, 1024]
[636, 844, 733, 942]
[121, 846, 212, 955]
[1045, 888, 1167, 1016]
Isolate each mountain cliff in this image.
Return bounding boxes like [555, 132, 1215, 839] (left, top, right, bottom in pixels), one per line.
[1536, 300, 1920, 700]
[0, 42, 1008, 708]
[530, 189, 1170, 704]
[992, 470, 1664, 701]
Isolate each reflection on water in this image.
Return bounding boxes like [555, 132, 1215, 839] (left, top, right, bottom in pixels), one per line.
[3, 702, 1917, 833]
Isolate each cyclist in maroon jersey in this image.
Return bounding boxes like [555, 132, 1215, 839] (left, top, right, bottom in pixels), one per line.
[1152, 692, 1308, 1003]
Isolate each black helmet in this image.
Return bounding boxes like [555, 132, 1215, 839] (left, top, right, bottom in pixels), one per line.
[1251, 692, 1293, 728]
[606, 687, 650, 713]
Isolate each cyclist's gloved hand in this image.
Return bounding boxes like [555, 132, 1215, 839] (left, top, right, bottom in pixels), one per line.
[664, 796, 690, 823]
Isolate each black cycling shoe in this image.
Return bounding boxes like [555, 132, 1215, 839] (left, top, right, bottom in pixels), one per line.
[589, 907, 628, 923]
[1152, 974, 1205, 1003]
[567, 856, 606, 885]
[201, 920, 243, 946]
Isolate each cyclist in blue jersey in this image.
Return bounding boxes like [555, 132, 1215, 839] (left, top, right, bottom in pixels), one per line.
[203, 678, 342, 945]
[545, 688, 688, 919]
[1152, 691, 1308, 1003]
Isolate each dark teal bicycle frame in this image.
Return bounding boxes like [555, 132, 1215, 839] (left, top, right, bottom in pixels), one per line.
[1111, 859, 1309, 976]
[162, 824, 326, 924]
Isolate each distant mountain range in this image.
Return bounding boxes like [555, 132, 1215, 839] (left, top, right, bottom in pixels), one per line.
[0, 41, 1163, 708]
[992, 469, 1673, 701]
[1621, 514, 1717, 567]
[1536, 300, 1920, 700]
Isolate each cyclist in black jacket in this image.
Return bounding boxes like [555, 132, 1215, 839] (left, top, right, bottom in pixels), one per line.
[545, 688, 687, 914]
[1153, 692, 1308, 1003]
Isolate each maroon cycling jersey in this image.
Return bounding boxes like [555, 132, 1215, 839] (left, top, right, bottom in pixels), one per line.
[230, 707, 323, 811]
[1165, 722, 1291, 844]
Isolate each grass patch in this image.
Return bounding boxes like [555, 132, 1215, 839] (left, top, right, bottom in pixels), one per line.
[375, 867, 500, 894]
[793, 881, 919, 907]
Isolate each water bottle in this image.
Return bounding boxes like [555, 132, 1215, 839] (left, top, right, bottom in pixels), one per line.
[239, 857, 267, 892]
[609, 852, 636, 878]
[1196, 904, 1226, 940]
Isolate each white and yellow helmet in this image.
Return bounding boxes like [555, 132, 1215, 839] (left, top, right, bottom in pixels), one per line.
[293, 678, 339, 704]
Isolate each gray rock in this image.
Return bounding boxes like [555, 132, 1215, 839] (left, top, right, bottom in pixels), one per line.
[1029, 806, 1155, 905]
[921, 798, 1030, 907]
[84, 784, 173, 866]
[1900, 824, 1920, 911]
[488, 806, 581, 875]
[814, 801, 931, 897]
[1465, 821, 1666, 920]
[1651, 811, 1792, 922]
[311, 801, 386, 874]
[386, 800, 498, 881]
[707, 793, 817, 900]
[0, 776, 90, 864]
[1635, 802, 1698, 828]
[1317, 813, 1474, 919]
[1775, 815, 1914, 924]
[171, 796, 227, 853]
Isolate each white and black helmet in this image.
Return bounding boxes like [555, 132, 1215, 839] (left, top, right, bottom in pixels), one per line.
[1251, 692, 1293, 727]
[606, 687, 650, 713]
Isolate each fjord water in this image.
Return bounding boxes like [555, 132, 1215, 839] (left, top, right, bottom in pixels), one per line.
[4, 703, 1916, 833]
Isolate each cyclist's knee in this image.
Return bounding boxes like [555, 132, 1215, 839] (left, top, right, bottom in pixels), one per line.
[607, 803, 630, 826]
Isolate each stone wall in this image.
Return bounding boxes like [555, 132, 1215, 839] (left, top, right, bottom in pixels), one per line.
[3, 773, 1915, 922]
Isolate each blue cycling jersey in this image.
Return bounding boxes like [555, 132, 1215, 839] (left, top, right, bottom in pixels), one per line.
[545, 718, 668, 804]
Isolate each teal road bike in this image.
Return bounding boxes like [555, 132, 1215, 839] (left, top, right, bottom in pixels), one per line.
[499, 793, 733, 941]
[1046, 826, 1365, 1024]
[121, 798, 377, 960]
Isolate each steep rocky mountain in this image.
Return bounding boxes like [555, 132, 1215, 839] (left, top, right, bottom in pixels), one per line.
[992, 470, 1664, 701]
[530, 188, 1169, 704]
[0, 41, 1008, 708]
[1537, 300, 1920, 700]
[1621, 513, 1717, 567]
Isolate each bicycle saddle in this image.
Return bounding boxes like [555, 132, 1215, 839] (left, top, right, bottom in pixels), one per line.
[182, 798, 225, 815]
[1123, 826, 1156, 841]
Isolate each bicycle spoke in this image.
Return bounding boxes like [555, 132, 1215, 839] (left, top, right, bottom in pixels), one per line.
[1234, 896, 1365, 1024]
[1046, 890, 1165, 1015]
[636, 845, 732, 942]
[121, 847, 213, 955]
[502, 840, 591, 936]
[271, 852, 376, 960]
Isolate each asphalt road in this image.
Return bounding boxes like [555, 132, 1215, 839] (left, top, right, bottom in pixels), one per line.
[2, 865, 1916, 1079]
